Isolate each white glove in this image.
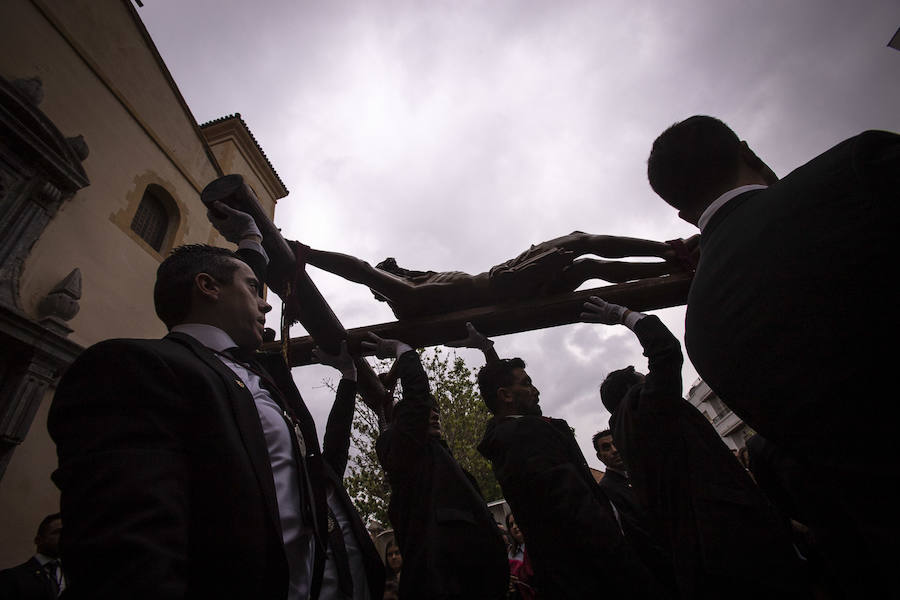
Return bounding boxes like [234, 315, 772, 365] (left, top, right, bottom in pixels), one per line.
[361, 333, 412, 359]
[445, 322, 494, 351]
[581, 296, 645, 329]
[311, 340, 357, 381]
[207, 201, 261, 243]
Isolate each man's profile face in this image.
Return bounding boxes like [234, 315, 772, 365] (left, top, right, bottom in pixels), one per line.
[506, 368, 541, 416]
[215, 259, 271, 350]
[428, 406, 442, 438]
[595, 435, 624, 471]
[35, 518, 62, 558]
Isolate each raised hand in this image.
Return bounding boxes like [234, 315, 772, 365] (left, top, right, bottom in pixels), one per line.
[360, 332, 407, 359]
[311, 340, 357, 380]
[446, 322, 494, 351]
[207, 200, 261, 243]
[580, 296, 630, 325]
[663, 234, 701, 270]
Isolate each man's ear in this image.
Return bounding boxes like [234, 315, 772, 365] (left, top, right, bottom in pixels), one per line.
[496, 386, 513, 407]
[739, 141, 779, 185]
[194, 272, 221, 302]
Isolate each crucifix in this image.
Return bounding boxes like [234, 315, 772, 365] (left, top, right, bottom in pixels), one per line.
[201, 175, 693, 415]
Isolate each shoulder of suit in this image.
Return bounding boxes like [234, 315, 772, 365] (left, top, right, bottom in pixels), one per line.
[76, 337, 200, 366]
[495, 415, 569, 437]
[80, 337, 163, 354]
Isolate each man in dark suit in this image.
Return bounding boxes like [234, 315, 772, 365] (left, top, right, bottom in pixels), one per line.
[647, 116, 899, 594]
[592, 430, 675, 593]
[49, 208, 331, 599]
[474, 343, 670, 599]
[0, 514, 65, 599]
[582, 297, 807, 599]
[366, 333, 509, 600]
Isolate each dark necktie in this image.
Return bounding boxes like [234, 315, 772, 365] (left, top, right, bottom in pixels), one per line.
[220, 347, 320, 540]
[43, 560, 60, 597]
[221, 347, 308, 456]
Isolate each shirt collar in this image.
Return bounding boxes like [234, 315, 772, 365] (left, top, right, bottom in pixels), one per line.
[34, 553, 56, 566]
[697, 184, 768, 232]
[170, 323, 238, 352]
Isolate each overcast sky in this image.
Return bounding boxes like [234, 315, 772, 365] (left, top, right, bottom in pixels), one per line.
[139, 0, 899, 471]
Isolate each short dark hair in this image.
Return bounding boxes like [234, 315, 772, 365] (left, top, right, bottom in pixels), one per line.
[36, 513, 61, 537]
[154, 244, 242, 329]
[591, 429, 612, 453]
[647, 115, 742, 211]
[599, 366, 643, 413]
[477, 357, 526, 413]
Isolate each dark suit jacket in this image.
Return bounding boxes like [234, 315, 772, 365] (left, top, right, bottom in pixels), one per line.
[610, 316, 806, 599]
[598, 470, 675, 592]
[478, 413, 669, 599]
[685, 130, 899, 476]
[49, 247, 330, 600]
[49, 332, 329, 600]
[377, 351, 508, 600]
[684, 131, 900, 594]
[319, 378, 385, 599]
[0, 557, 58, 600]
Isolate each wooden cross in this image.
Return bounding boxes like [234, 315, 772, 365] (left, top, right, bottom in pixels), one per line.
[268, 273, 691, 367]
[202, 176, 690, 412]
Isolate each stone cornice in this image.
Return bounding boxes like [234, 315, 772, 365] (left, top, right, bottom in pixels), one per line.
[200, 114, 288, 202]
[0, 76, 89, 192]
[0, 305, 83, 369]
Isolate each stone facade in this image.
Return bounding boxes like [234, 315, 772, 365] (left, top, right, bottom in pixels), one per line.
[0, 0, 287, 566]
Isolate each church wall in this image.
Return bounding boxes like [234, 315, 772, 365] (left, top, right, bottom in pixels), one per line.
[207, 136, 279, 220]
[0, 391, 56, 568]
[1, 0, 228, 345]
[0, 0, 242, 566]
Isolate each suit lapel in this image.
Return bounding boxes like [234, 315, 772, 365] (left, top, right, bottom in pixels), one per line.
[164, 332, 283, 537]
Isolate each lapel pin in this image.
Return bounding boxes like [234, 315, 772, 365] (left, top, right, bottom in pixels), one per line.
[235, 379, 246, 388]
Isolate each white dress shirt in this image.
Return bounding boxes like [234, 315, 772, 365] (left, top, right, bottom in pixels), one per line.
[170, 323, 313, 600]
[34, 553, 65, 594]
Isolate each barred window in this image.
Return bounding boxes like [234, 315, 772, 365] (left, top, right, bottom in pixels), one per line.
[130, 186, 170, 251]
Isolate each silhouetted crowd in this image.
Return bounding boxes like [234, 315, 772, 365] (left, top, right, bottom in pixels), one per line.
[10, 116, 894, 600]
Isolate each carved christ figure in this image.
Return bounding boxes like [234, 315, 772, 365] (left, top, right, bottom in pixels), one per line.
[301, 231, 697, 320]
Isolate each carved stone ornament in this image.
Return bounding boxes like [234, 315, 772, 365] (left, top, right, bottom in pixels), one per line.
[0, 74, 90, 310]
[11, 77, 44, 106]
[66, 135, 89, 162]
[37, 269, 82, 336]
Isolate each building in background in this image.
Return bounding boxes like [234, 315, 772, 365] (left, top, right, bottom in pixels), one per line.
[686, 378, 755, 451]
[0, 0, 287, 566]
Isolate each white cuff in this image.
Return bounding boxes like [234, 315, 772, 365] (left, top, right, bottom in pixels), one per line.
[623, 311, 647, 330]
